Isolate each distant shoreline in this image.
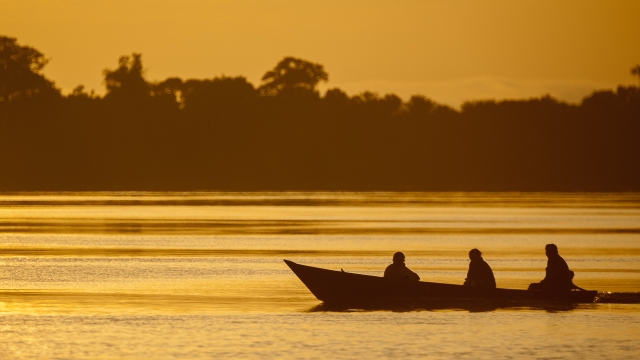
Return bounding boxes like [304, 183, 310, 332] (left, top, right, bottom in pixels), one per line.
[2, 37, 639, 192]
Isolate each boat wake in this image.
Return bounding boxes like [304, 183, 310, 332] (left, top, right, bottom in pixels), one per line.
[595, 292, 640, 303]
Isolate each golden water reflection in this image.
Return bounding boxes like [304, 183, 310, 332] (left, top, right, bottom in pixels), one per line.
[1, 192, 639, 316]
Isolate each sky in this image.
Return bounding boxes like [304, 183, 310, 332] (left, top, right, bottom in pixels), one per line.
[2, 0, 639, 107]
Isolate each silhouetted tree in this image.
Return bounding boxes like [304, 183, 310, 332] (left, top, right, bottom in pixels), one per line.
[406, 95, 437, 115]
[632, 64, 640, 86]
[405, 95, 459, 120]
[65, 85, 100, 109]
[151, 77, 183, 110]
[581, 90, 618, 112]
[0, 36, 59, 103]
[582, 86, 640, 116]
[350, 92, 404, 118]
[323, 88, 350, 110]
[181, 76, 256, 114]
[103, 53, 150, 102]
[69, 85, 97, 99]
[259, 57, 328, 96]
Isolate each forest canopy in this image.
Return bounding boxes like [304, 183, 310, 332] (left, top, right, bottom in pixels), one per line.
[1, 36, 639, 191]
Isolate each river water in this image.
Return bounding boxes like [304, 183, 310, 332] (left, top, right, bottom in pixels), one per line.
[1, 192, 639, 358]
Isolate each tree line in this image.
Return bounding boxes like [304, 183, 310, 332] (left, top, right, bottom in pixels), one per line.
[1, 35, 639, 191]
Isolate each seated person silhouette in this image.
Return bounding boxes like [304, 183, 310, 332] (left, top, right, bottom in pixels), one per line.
[463, 248, 496, 288]
[384, 252, 420, 281]
[528, 244, 575, 291]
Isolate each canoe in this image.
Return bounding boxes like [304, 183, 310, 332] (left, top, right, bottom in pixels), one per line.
[284, 260, 597, 304]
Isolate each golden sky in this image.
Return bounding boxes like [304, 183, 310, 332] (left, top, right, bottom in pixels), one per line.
[2, 0, 639, 106]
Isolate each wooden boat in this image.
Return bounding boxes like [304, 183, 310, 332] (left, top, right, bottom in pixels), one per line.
[284, 260, 597, 304]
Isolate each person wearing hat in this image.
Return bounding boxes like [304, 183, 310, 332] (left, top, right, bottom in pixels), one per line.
[383, 252, 420, 281]
[463, 248, 496, 288]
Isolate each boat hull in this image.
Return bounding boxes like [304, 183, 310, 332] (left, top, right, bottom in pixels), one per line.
[284, 260, 597, 304]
